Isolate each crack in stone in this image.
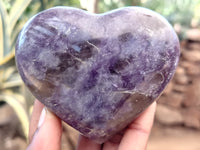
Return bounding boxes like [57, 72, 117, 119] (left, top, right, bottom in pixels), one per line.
[86, 41, 100, 52]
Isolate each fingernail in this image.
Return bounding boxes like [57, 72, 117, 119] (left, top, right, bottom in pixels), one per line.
[38, 107, 46, 128]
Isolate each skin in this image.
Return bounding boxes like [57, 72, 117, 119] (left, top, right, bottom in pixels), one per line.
[27, 99, 156, 150]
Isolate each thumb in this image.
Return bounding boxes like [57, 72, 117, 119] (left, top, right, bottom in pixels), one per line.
[27, 107, 62, 150]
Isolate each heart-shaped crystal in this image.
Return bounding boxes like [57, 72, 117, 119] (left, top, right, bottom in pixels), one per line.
[16, 6, 180, 143]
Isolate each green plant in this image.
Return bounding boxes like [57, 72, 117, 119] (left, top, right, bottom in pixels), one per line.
[141, 0, 200, 27]
[0, 0, 33, 138]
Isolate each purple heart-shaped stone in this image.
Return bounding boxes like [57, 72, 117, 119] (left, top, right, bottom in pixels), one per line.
[16, 6, 180, 143]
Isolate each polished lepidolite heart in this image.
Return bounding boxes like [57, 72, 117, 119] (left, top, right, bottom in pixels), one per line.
[16, 6, 180, 143]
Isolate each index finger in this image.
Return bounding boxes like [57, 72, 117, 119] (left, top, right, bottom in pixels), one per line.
[118, 102, 157, 150]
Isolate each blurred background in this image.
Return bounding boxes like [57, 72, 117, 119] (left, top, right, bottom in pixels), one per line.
[0, 0, 200, 149]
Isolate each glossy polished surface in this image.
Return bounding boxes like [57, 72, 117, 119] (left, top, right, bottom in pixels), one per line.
[16, 7, 180, 143]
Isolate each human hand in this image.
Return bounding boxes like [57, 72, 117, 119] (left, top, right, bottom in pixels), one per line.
[27, 100, 156, 150]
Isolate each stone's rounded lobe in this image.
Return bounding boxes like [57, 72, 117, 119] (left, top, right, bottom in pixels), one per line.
[15, 6, 180, 143]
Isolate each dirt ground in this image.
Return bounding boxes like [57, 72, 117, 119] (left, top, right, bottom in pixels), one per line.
[148, 124, 200, 150]
[63, 123, 200, 150]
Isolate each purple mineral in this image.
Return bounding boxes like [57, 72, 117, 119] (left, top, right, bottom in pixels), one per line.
[15, 7, 180, 143]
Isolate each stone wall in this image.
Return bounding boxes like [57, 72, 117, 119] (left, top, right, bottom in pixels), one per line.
[156, 32, 200, 129]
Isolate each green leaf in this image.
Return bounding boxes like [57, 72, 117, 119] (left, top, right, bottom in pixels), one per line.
[9, 0, 32, 33]
[0, 51, 15, 66]
[0, 79, 22, 89]
[0, 0, 10, 61]
[2, 66, 16, 81]
[0, 14, 3, 61]
[0, 0, 32, 66]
